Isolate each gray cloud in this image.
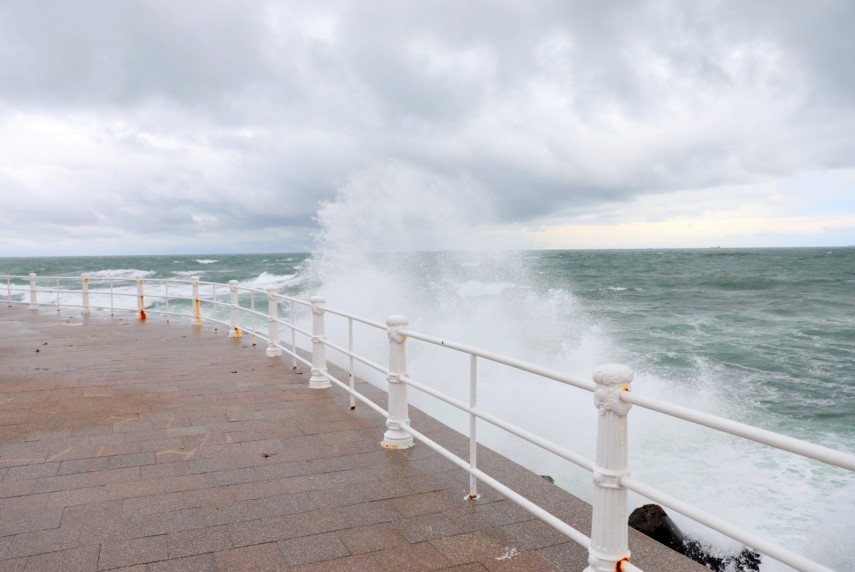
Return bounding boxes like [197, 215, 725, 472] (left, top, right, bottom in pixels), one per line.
[1, 0, 853, 254]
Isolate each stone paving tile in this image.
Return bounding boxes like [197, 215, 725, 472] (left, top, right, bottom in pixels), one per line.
[20, 545, 99, 572]
[392, 490, 459, 518]
[440, 564, 489, 571]
[227, 516, 289, 548]
[444, 500, 534, 533]
[0, 493, 50, 515]
[393, 512, 465, 543]
[369, 542, 452, 571]
[481, 548, 560, 572]
[337, 500, 401, 528]
[106, 475, 210, 501]
[0, 480, 37, 499]
[204, 498, 275, 527]
[429, 531, 508, 567]
[46, 485, 108, 509]
[6, 526, 81, 559]
[0, 558, 26, 572]
[57, 457, 111, 476]
[337, 523, 408, 555]
[2, 464, 59, 482]
[108, 453, 156, 470]
[166, 525, 232, 559]
[535, 541, 590, 571]
[281, 508, 350, 538]
[489, 519, 569, 552]
[97, 535, 168, 570]
[278, 532, 350, 566]
[289, 552, 382, 572]
[213, 542, 286, 571]
[139, 462, 190, 481]
[146, 553, 216, 572]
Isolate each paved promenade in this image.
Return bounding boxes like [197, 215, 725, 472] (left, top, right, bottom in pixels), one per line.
[0, 306, 703, 571]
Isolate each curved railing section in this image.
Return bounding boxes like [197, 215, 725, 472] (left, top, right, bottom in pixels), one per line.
[3, 273, 853, 572]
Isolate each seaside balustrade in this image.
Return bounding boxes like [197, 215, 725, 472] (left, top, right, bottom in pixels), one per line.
[3, 273, 853, 572]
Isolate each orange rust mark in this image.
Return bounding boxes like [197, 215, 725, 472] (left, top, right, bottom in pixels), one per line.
[233, 327, 241, 338]
[621, 385, 631, 393]
[466, 493, 478, 500]
[617, 557, 630, 572]
[139, 310, 147, 320]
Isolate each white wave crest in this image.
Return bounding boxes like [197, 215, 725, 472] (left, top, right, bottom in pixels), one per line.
[84, 269, 156, 279]
[195, 259, 218, 264]
[240, 272, 301, 291]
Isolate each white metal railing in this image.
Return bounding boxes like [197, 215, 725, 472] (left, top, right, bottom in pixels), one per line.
[3, 273, 853, 572]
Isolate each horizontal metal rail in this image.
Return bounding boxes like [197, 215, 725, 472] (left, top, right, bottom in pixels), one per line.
[399, 328, 596, 392]
[322, 338, 388, 376]
[402, 422, 593, 549]
[399, 373, 595, 472]
[621, 391, 855, 472]
[324, 305, 387, 330]
[621, 477, 834, 572]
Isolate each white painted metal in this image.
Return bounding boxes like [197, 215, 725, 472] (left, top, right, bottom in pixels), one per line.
[28, 273, 37, 309]
[398, 373, 595, 472]
[81, 277, 91, 315]
[136, 278, 145, 319]
[468, 354, 478, 500]
[621, 477, 834, 572]
[322, 337, 387, 376]
[228, 280, 240, 338]
[266, 288, 282, 358]
[348, 317, 356, 410]
[402, 422, 593, 549]
[586, 364, 633, 572]
[191, 276, 202, 325]
[399, 328, 596, 392]
[621, 391, 855, 472]
[382, 315, 414, 449]
[308, 296, 331, 389]
[290, 300, 297, 369]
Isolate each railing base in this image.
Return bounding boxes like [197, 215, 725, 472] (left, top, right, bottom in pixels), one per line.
[309, 371, 331, 389]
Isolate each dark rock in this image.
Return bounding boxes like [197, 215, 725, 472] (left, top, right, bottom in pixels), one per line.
[629, 504, 761, 572]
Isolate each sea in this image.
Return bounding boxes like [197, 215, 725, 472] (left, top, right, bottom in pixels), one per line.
[1, 247, 853, 571]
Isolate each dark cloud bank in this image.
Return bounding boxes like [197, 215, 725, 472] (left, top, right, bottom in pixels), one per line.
[1, 0, 853, 254]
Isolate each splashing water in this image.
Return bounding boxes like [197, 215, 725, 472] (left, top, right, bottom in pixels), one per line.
[297, 161, 855, 571]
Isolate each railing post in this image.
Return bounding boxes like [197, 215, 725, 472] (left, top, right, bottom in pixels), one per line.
[28, 273, 37, 310]
[81, 276, 91, 315]
[382, 315, 414, 449]
[228, 280, 241, 338]
[191, 276, 202, 325]
[266, 288, 282, 358]
[136, 278, 146, 320]
[309, 296, 331, 389]
[586, 364, 634, 572]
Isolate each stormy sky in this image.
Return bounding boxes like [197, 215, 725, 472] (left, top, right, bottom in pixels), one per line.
[1, 0, 853, 255]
